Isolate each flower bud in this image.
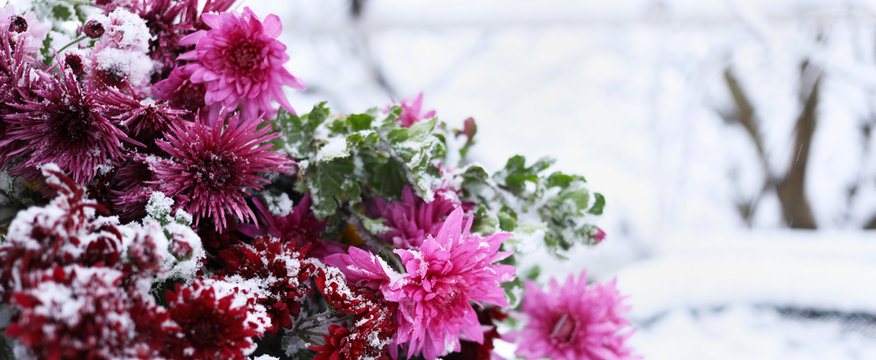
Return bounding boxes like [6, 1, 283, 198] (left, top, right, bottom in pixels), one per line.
[8, 16, 27, 33]
[83, 20, 104, 38]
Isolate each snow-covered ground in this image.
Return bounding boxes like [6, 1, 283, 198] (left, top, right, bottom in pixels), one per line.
[245, 0, 876, 357]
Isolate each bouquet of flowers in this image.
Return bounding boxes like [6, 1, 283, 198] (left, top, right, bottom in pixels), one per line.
[0, 1, 637, 359]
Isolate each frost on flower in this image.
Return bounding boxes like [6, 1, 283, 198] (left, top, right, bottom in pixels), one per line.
[512, 271, 639, 360]
[163, 278, 270, 360]
[0, 165, 125, 299]
[5, 265, 167, 360]
[310, 265, 396, 360]
[174, 6, 305, 123]
[0, 5, 49, 61]
[327, 207, 516, 360]
[4, 62, 134, 184]
[89, 8, 156, 91]
[151, 113, 293, 231]
[217, 236, 318, 334]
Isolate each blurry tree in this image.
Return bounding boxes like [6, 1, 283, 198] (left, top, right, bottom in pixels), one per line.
[721, 61, 821, 229]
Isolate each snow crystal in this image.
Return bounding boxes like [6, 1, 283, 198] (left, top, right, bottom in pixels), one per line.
[201, 278, 271, 337]
[145, 192, 174, 219]
[94, 47, 154, 90]
[315, 136, 349, 162]
[158, 222, 205, 284]
[264, 192, 294, 217]
[94, 8, 152, 52]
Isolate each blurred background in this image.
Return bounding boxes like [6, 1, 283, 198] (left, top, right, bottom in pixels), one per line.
[245, 0, 876, 358]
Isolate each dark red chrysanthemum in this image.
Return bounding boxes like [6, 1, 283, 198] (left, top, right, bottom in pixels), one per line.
[4, 65, 135, 184]
[0, 165, 123, 300]
[5, 265, 166, 360]
[217, 236, 317, 334]
[151, 113, 293, 231]
[311, 266, 397, 360]
[163, 279, 268, 360]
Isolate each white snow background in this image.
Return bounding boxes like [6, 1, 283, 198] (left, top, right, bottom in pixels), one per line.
[262, 0, 876, 358]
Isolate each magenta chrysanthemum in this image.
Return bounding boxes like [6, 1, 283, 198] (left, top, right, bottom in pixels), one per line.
[396, 93, 436, 128]
[176, 7, 305, 122]
[151, 114, 292, 230]
[327, 207, 516, 360]
[4, 66, 134, 184]
[513, 271, 638, 360]
[365, 185, 457, 249]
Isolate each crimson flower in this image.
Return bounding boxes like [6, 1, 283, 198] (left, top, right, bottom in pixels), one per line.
[163, 279, 269, 360]
[217, 236, 317, 334]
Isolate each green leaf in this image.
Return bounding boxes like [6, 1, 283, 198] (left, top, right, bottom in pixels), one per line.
[524, 265, 541, 280]
[275, 103, 329, 159]
[588, 192, 606, 215]
[51, 4, 73, 20]
[461, 164, 489, 184]
[546, 172, 583, 189]
[407, 118, 438, 140]
[371, 158, 408, 199]
[501, 277, 523, 307]
[303, 158, 359, 219]
[357, 215, 392, 235]
[387, 128, 409, 143]
[470, 204, 498, 234]
[348, 113, 374, 131]
[496, 155, 556, 194]
[346, 130, 379, 149]
[497, 207, 518, 232]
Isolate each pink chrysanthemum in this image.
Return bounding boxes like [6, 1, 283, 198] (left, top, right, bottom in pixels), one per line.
[327, 207, 516, 360]
[175, 7, 305, 122]
[513, 271, 638, 360]
[393, 93, 436, 128]
[365, 185, 457, 249]
[153, 64, 209, 121]
[4, 66, 134, 184]
[151, 113, 292, 231]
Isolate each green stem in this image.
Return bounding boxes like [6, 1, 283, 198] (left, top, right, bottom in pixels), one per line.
[55, 35, 87, 55]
